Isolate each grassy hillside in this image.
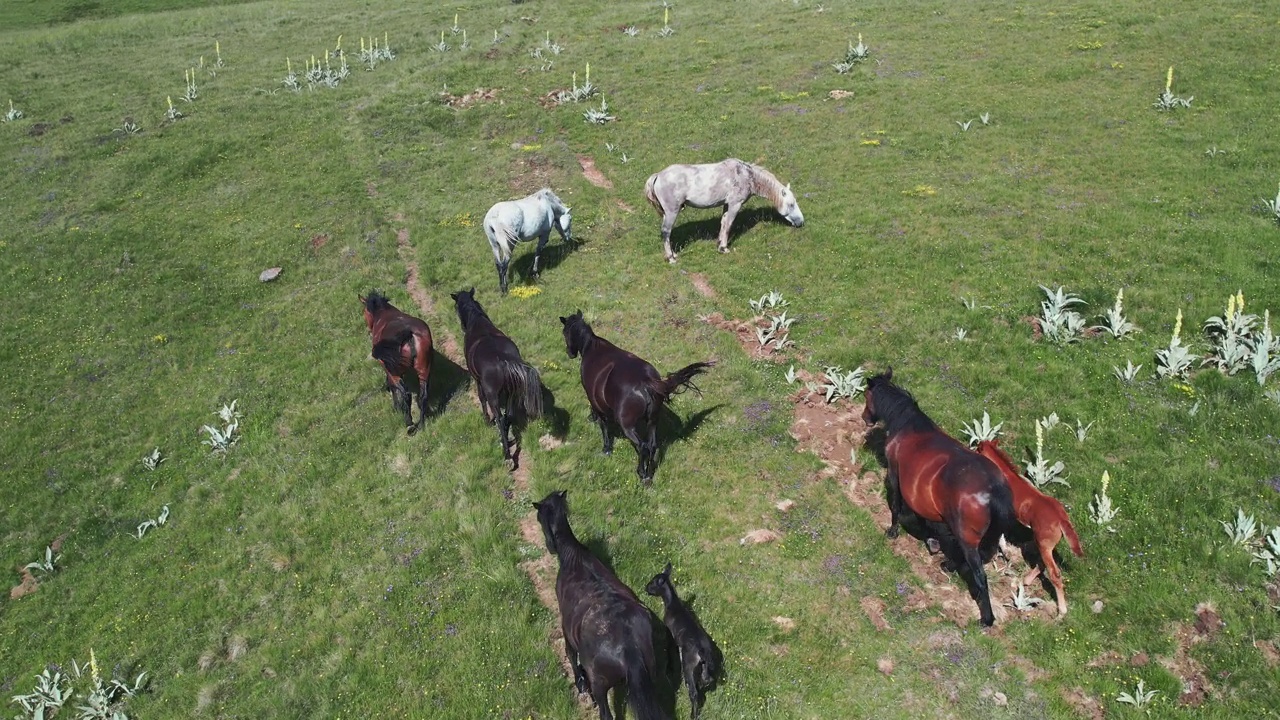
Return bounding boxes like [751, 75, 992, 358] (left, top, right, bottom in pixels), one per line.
[1, 0, 1278, 718]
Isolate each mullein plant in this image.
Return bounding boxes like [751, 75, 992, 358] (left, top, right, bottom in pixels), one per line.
[657, 6, 674, 36]
[1202, 291, 1255, 375]
[164, 95, 183, 121]
[1024, 419, 1067, 487]
[4, 98, 24, 121]
[1093, 288, 1139, 338]
[1155, 309, 1198, 379]
[1089, 470, 1118, 530]
[1265, 181, 1280, 226]
[832, 34, 869, 73]
[1153, 65, 1193, 110]
[1250, 310, 1280, 385]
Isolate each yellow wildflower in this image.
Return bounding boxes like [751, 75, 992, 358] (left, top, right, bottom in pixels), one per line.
[1166, 66, 1174, 92]
[1173, 308, 1183, 342]
[509, 286, 542, 300]
[1101, 470, 1110, 494]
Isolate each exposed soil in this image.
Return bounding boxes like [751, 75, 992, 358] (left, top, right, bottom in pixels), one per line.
[507, 152, 560, 196]
[393, 226, 462, 362]
[576, 154, 612, 189]
[1255, 639, 1279, 667]
[739, 528, 781, 545]
[1061, 687, 1105, 720]
[615, 199, 635, 213]
[9, 567, 38, 599]
[860, 596, 893, 632]
[439, 87, 500, 109]
[1158, 603, 1221, 707]
[701, 312, 795, 363]
[687, 272, 716, 298]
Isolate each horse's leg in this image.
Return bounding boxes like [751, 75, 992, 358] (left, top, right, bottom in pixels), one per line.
[589, 677, 614, 720]
[562, 626, 589, 694]
[963, 543, 996, 627]
[661, 208, 680, 263]
[1041, 530, 1067, 617]
[687, 663, 705, 720]
[592, 411, 614, 455]
[409, 343, 432, 435]
[717, 201, 744, 253]
[496, 259, 510, 295]
[620, 421, 647, 483]
[497, 403, 515, 470]
[532, 230, 550, 277]
[884, 469, 903, 538]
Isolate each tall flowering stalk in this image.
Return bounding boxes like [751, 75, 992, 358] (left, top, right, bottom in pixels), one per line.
[1156, 308, 1197, 378]
[1025, 420, 1067, 488]
[1094, 287, 1138, 338]
[1089, 471, 1118, 529]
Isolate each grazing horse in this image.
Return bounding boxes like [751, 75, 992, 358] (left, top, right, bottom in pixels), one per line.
[452, 288, 544, 469]
[975, 439, 1084, 617]
[534, 490, 673, 720]
[360, 291, 433, 435]
[483, 187, 572, 294]
[645, 564, 723, 720]
[643, 158, 804, 263]
[560, 311, 713, 484]
[861, 368, 1019, 627]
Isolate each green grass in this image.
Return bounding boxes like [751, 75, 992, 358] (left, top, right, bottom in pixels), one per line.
[2, 0, 1279, 718]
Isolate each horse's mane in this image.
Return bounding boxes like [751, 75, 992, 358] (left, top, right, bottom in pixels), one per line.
[745, 162, 789, 209]
[364, 290, 394, 313]
[454, 291, 489, 330]
[867, 373, 938, 435]
[563, 313, 597, 354]
[536, 187, 568, 213]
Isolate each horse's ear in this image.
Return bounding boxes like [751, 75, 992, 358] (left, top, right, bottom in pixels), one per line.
[532, 501, 542, 511]
[450, 292, 458, 300]
[559, 316, 568, 325]
[663, 562, 673, 577]
[884, 365, 893, 381]
[468, 287, 475, 295]
[358, 295, 366, 304]
[555, 489, 567, 499]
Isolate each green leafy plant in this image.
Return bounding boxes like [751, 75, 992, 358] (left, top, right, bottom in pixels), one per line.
[1221, 508, 1259, 547]
[1265, 388, 1280, 405]
[555, 64, 599, 104]
[819, 365, 866, 404]
[164, 96, 182, 122]
[24, 545, 61, 574]
[623, 25, 640, 37]
[1264, 181, 1280, 226]
[432, 31, 450, 53]
[833, 34, 869, 73]
[955, 119, 972, 131]
[1153, 65, 1192, 110]
[1249, 310, 1280, 385]
[1089, 471, 1119, 529]
[115, 117, 141, 136]
[1005, 583, 1045, 612]
[1093, 288, 1139, 338]
[1039, 411, 1060, 431]
[1116, 679, 1159, 709]
[1036, 285, 1087, 344]
[1113, 360, 1143, 383]
[180, 68, 198, 102]
[1024, 420, 1067, 487]
[755, 311, 796, 351]
[1203, 291, 1256, 375]
[582, 95, 615, 124]
[979, 112, 991, 125]
[1251, 526, 1280, 576]
[784, 365, 798, 385]
[657, 7, 674, 37]
[281, 58, 300, 91]
[10, 667, 72, 718]
[4, 99, 23, 122]
[952, 327, 968, 341]
[140, 447, 163, 471]
[1073, 419, 1094, 443]
[1155, 309, 1198, 379]
[201, 400, 242, 454]
[749, 290, 788, 315]
[960, 411, 1003, 447]
[133, 505, 170, 540]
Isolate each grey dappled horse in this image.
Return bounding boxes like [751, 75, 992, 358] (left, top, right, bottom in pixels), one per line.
[643, 158, 804, 263]
[483, 188, 572, 294]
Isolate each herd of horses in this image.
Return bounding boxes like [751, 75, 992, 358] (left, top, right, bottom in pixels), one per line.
[361, 158, 1083, 719]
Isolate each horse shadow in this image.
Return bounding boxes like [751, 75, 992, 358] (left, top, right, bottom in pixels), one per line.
[580, 537, 681, 717]
[509, 235, 577, 290]
[668, 207, 777, 257]
[654, 404, 724, 467]
[428, 351, 471, 416]
[508, 383, 573, 471]
[860, 426, 1002, 613]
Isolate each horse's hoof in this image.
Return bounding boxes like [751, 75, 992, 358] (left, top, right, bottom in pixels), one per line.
[506, 457, 517, 472]
[884, 526, 899, 539]
[925, 538, 942, 554]
[980, 616, 996, 628]
[406, 426, 419, 436]
[718, 246, 731, 254]
[666, 255, 678, 264]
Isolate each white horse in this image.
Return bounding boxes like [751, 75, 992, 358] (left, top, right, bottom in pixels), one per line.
[644, 158, 805, 263]
[483, 188, 572, 294]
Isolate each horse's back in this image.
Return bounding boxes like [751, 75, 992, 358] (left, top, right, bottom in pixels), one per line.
[582, 343, 661, 416]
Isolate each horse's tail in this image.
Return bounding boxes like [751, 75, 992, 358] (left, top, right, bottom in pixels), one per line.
[984, 479, 1021, 554]
[643, 173, 663, 214]
[1061, 511, 1085, 557]
[500, 359, 544, 420]
[485, 218, 520, 262]
[651, 361, 715, 402]
[623, 635, 666, 720]
[372, 330, 414, 374]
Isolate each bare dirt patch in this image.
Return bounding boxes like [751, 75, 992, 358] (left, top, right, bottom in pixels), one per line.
[10, 567, 38, 599]
[688, 272, 716, 298]
[439, 87, 500, 109]
[576, 155, 612, 189]
[1061, 687, 1104, 720]
[740, 529, 781, 545]
[507, 152, 560, 196]
[1160, 605, 1221, 707]
[701, 312, 793, 363]
[393, 226, 462, 362]
[614, 199, 635, 213]
[860, 596, 893, 632]
[1255, 639, 1279, 667]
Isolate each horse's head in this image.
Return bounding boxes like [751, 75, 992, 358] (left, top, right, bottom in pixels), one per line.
[861, 366, 893, 426]
[360, 290, 393, 332]
[560, 311, 589, 358]
[450, 287, 479, 328]
[556, 210, 572, 243]
[644, 562, 674, 598]
[778, 183, 805, 227]
[532, 489, 570, 555]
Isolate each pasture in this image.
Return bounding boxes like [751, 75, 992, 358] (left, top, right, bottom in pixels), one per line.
[2, 0, 1279, 717]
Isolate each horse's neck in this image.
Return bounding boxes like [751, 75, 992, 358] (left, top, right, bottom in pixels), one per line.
[748, 166, 783, 207]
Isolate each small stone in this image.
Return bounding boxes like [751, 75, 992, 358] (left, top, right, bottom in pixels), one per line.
[772, 616, 796, 632]
[992, 692, 1008, 707]
[877, 657, 894, 675]
[776, 499, 796, 512]
[1091, 600, 1104, 614]
[740, 529, 781, 545]
[259, 267, 282, 282]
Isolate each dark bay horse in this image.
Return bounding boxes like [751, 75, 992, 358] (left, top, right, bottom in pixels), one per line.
[452, 288, 544, 469]
[976, 439, 1084, 617]
[559, 311, 713, 484]
[361, 291, 433, 435]
[861, 368, 1019, 626]
[534, 490, 673, 720]
[645, 564, 722, 720]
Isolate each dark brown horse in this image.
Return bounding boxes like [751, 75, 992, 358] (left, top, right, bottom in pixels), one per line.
[534, 490, 674, 720]
[361, 291, 433, 435]
[861, 368, 1019, 626]
[976, 439, 1084, 617]
[452, 288, 543, 469]
[559, 311, 713, 484]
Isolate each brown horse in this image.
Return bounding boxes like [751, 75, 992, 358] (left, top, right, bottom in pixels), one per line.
[975, 439, 1084, 617]
[560, 311, 712, 484]
[861, 368, 1019, 626]
[361, 291, 434, 435]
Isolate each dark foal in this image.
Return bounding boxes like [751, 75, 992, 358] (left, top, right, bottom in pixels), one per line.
[559, 311, 713, 484]
[861, 368, 1021, 627]
[452, 288, 543, 469]
[645, 564, 722, 720]
[534, 491, 673, 720]
[360, 291, 434, 435]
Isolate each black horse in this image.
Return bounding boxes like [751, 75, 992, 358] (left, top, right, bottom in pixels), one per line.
[534, 491, 674, 720]
[559, 311, 713, 484]
[452, 288, 543, 469]
[645, 564, 723, 720]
